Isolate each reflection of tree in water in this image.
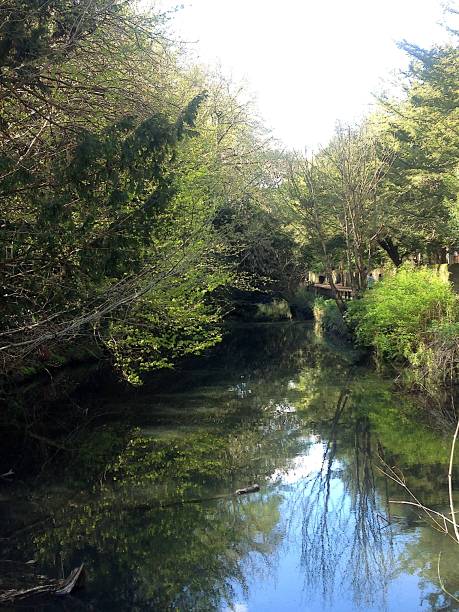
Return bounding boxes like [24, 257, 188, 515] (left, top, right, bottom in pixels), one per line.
[396, 525, 459, 611]
[295, 369, 459, 611]
[299, 386, 396, 609]
[2, 323, 321, 611]
[5, 322, 457, 610]
[5, 414, 304, 611]
[201, 321, 357, 401]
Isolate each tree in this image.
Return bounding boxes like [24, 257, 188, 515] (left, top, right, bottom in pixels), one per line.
[322, 124, 392, 290]
[286, 123, 392, 301]
[0, 2, 286, 382]
[377, 44, 459, 265]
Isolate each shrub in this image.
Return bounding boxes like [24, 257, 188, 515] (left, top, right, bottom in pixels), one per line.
[313, 297, 350, 339]
[347, 264, 459, 387]
[409, 321, 459, 388]
[288, 287, 315, 319]
[255, 299, 292, 321]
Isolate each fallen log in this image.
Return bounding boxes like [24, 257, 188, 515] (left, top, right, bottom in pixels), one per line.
[131, 483, 262, 512]
[235, 483, 260, 495]
[158, 483, 261, 506]
[0, 563, 85, 605]
[55, 564, 86, 595]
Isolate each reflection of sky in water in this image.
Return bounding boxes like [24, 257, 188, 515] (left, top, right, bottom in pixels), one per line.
[229, 381, 252, 398]
[223, 604, 249, 612]
[269, 436, 329, 484]
[225, 436, 456, 611]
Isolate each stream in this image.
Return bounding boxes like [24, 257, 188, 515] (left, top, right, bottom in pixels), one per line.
[1, 321, 459, 611]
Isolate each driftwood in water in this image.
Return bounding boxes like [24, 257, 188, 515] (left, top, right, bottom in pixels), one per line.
[55, 564, 86, 595]
[160, 483, 261, 506]
[131, 483, 262, 512]
[235, 483, 260, 495]
[0, 563, 85, 605]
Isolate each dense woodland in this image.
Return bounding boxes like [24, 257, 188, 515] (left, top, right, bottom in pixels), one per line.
[0, 0, 458, 388]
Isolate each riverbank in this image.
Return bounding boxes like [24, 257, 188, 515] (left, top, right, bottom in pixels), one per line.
[310, 265, 459, 396]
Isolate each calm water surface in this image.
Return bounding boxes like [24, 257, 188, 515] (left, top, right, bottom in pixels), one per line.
[1, 322, 459, 611]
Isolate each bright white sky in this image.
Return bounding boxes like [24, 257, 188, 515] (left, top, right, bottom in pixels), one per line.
[143, 0, 454, 150]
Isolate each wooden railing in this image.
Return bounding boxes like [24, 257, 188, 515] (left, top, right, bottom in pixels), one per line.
[312, 283, 354, 300]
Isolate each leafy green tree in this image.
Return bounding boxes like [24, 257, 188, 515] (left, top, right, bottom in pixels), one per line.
[0, 2, 283, 382]
[377, 44, 459, 265]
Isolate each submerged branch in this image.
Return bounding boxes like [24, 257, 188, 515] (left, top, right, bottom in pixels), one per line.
[0, 563, 85, 605]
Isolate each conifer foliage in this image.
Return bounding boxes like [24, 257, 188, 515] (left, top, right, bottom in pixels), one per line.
[0, 1, 280, 381]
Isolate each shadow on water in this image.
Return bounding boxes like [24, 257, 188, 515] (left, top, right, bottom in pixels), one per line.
[1, 322, 459, 611]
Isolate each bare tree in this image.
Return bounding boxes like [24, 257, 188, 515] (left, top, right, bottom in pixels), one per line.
[323, 124, 393, 292]
[286, 124, 393, 298]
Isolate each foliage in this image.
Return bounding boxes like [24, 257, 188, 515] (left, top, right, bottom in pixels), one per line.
[313, 297, 350, 339]
[408, 320, 459, 388]
[348, 265, 458, 385]
[288, 286, 315, 319]
[255, 299, 292, 321]
[107, 279, 225, 384]
[285, 123, 392, 297]
[0, 1, 284, 383]
[0, 0, 458, 395]
[376, 44, 459, 266]
[282, 33, 459, 311]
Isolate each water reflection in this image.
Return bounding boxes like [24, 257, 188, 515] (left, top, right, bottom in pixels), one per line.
[1, 322, 459, 611]
[298, 395, 395, 609]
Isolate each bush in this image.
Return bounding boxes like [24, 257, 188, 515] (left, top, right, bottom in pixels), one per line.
[409, 321, 459, 388]
[347, 264, 459, 387]
[313, 297, 350, 339]
[348, 264, 457, 360]
[288, 287, 315, 319]
[255, 299, 292, 321]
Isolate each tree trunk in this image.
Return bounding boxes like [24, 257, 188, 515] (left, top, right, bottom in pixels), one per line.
[378, 236, 402, 267]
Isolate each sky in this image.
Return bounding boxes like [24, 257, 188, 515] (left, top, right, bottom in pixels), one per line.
[143, 0, 454, 150]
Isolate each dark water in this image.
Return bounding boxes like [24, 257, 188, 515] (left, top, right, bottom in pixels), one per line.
[1, 322, 459, 611]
